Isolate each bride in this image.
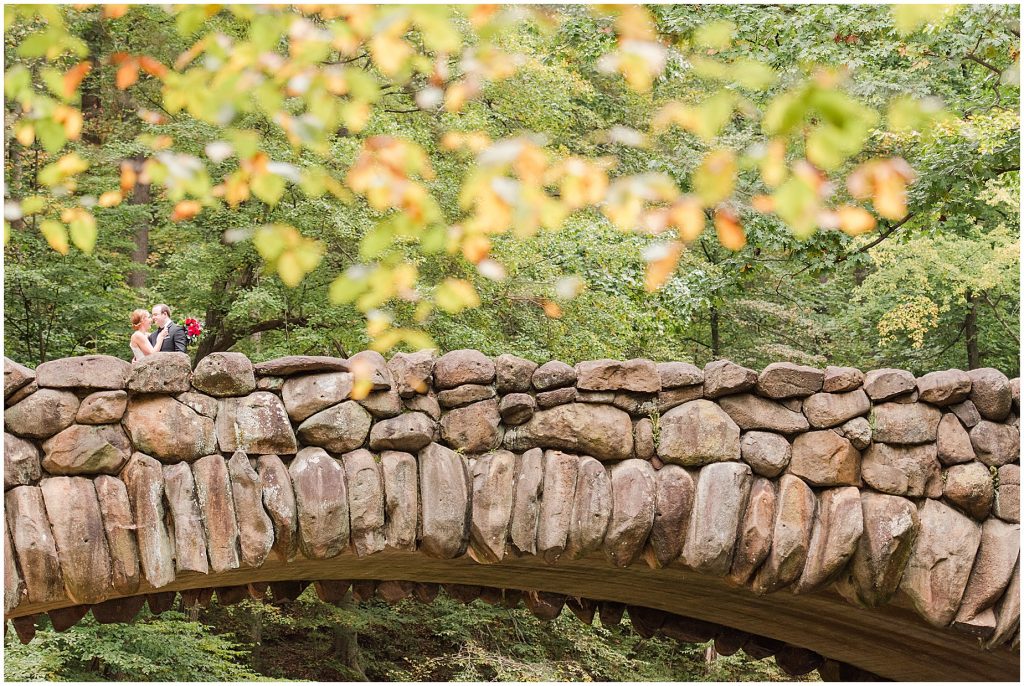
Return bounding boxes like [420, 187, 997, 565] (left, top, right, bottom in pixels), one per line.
[129, 309, 168, 362]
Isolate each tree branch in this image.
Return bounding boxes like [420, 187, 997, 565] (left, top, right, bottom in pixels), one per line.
[837, 212, 916, 263]
[979, 292, 1021, 343]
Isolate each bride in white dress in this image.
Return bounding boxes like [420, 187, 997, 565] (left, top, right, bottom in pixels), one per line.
[129, 308, 168, 362]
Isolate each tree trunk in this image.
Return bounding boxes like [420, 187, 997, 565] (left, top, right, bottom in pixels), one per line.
[80, 17, 105, 144]
[710, 305, 721, 359]
[332, 595, 367, 680]
[127, 156, 150, 289]
[965, 290, 980, 370]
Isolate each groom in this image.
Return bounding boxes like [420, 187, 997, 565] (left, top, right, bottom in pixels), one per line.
[149, 303, 188, 353]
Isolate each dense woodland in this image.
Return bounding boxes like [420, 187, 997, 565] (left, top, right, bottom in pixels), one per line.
[3, 3, 1020, 681]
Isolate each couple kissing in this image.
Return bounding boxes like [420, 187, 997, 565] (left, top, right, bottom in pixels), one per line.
[129, 303, 187, 362]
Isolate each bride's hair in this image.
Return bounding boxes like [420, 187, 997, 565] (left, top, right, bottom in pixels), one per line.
[130, 309, 149, 331]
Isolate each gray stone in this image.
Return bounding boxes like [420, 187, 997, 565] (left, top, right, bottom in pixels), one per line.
[657, 399, 740, 466]
[823, 366, 864, 393]
[256, 455, 298, 562]
[35, 355, 129, 390]
[120, 452, 175, 588]
[6, 486, 65, 603]
[4, 357, 35, 399]
[656, 384, 704, 412]
[191, 454, 240, 573]
[681, 461, 753, 575]
[970, 420, 1020, 467]
[227, 451, 275, 568]
[916, 369, 972, 406]
[296, 400, 371, 454]
[342, 449, 386, 557]
[703, 360, 757, 398]
[289, 447, 349, 559]
[900, 499, 982, 627]
[495, 354, 537, 393]
[949, 399, 982, 428]
[499, 393, 535, 425]
[4, 388, 79, 439]
[752, 474, 815, 594]
[438, 383, 496, 409]
[740, 431, 791, 478]
[610, 391, 657, 416]
[603, 459, 656, 567]
[634, 418, 656, 461]
[840, 417, 872, 450]
[369, 412, 435, 452]
[418, 442, 471, 558]
[355, 385, 403, 419]
[576, 359, 659, 393]
[124, 395, 217, 463]
[645, 465, 694, 568]
[93, 475, 140, 595]
[4, 432, 41, 489]
[835, 492, 918, 608]
[4, 520, 23, 613]
[281, 372, 353, 422]
[536, 450, 580, 564]
[727, 477, 775, 586]
[861, 443, 941, 497]
[76, 390, 127, 425]
[937, 413, 975, 465]
[871, 402, 942, 445]
[794, 487, 863, 593]
[41, 423, 131, 475]
[440, 398, 502, 453]
[509, 448, 544, 555]
[381, 451, 418, 551]
[756, 362, 823, 399]
[532, 361, 576, 391]
[433, 349, 495, 389]
[956, 518, 1020, 628]
[404, 392, 441, 420]
[127, 352, 192, 393]
[39, 476, 112, 605]
[469, 450, 516, 563]
[802, 390, 870, 429]
[788, 430, 861, 487]
[192, 352, 256, 397]
[968, 368, 1012, 421]
[175, 391, 218, 419]
[943, 461, 994, 520]
[256, 376, 284, 392]
[657, 362, 703, 389]
[863, 368, 916, 401]
[387, 349, 436, 397]
[162, 462, 210, 573]
[564, 455, 613, 561]
[719, 393, 809, 434]
[506, 402, 632, 462]
[254, 355, 349, 377]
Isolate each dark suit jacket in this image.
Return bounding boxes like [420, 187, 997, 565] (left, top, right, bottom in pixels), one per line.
[150, 323, 188, 353]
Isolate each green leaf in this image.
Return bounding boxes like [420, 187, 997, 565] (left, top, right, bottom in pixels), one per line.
[253, 226, 285, 260]
[68, 216, 97, 253]
[35, 118, 67, 154]
[693, 20, 736, 50]
[420, 225, 447, 253]
[762, 90, 808, 136]
[4, 66, 31, 100]
[329, 274, 367, 305]
[774, 176, 817, 239]
[360, 223, 394, 259]
[251, 173, 285, 206]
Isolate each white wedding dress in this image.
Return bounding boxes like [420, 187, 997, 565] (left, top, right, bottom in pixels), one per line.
[130, 341, 145, 362]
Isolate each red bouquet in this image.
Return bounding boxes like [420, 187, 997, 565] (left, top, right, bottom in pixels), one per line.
[183, 317, 203, 345]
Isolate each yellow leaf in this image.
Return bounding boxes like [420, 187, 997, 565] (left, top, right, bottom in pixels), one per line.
[837, 205, 876, 236]
[40, 219, 69, 254]
[435, 278, 480, 313]
[66, 208, 97, 253]
[694, 20, 736, 49]
[692, 150, 736, 205]
[461, 234, 491, 263]
[98, 190, 122, 207]
[276, 251, 303, 287]
[15, 122, 35, 147]
[714, 208, 746, 250]
[644, 241, 682, 292]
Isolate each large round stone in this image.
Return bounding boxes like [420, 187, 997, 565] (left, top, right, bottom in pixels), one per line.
[4, 432, 41, 488]
[576, 359, 659, 393]
[433, 350, 495, 390]
[35, 355, 129, 390]
[967, 368, 1012, 421]
[532, 361, 576, 391]
[4, 357, 35, 399]
[657, 399, 740, 466]
[192, 352, 256, 397]
[296, 400, 371, 454]
[943, 461, 995, 520]
[740, 431, 791, 478]
[440, 398, 502, 453]
[218, 391, 298, 455]
[127, 352, 192, 394]
[505, 402, 632, 462]
[802, 390, 870, 429]
[281, 372, 353, 422]
[755, 362, 823, 399]
[916, 370, 972, 406]
[369, 412, 436, 452]
[123, 395, 217, 463]
[970, 421, 1020, 467]
[76, 390, 128, 425]
[861, 443, 941, 497]
[863, 368, 915, 401]
[703, 360, 757, 398]
[4, 388, 79, 439]
[870, 402, 941, 445]
[41, 424, 131, 475]
[718, 393, 809, 434]
[387, 350, 435, 397]
[788, 430, 860, 486]
[494, 354, 537, 393]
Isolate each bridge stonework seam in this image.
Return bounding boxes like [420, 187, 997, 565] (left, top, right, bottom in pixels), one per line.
[3, 352, 1020, 680]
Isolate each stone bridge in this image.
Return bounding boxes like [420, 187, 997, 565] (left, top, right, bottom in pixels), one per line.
[3, 350, 1019, 681]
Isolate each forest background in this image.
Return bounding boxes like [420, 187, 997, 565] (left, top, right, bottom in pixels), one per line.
[3, 2, 1020, 681]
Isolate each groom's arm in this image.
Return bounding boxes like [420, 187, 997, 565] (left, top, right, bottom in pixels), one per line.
[171, 325, 188, 353]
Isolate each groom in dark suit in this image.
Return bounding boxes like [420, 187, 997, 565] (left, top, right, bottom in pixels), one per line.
[149, 303, 188, 353]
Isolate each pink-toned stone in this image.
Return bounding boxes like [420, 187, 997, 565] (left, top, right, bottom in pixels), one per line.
[756, 362, 823, 399]
[937, 413, 976, 465]
[870, 402, 941, 445]
[970, 420, 1020, 467]
[4, 519, 24, 613]
[418, 442, 471, 559]
[4, 388, 79, 439]
[644, 464, 693, 568]
[507, 402, 632, 462]
[289, 447, 349, 559]
[39, 476, 112, 604]
[253, 355, 349, 377]
[634, 418, 656, 461]
[4, 357, 35, 399]
[295, 400, 371, 454]
[499, 392, 535, 425]
[119, 453, 175, 588]
[955, 518, 1019, 627]
[438, 383, 496, 408]
[727, 477, 776, 586]
[703, 360, 757, 398]
[508, 448, 543, 555]
[218, 391, 298, 455]
[863, 368, 915, 401]
[657, 399, 740, 466]
[576, 358, 659, 393]
[861, 443, 941, 497]
[967, 368, 1012, 421]
[994, 464, 1019, 524]
[752, 474, 815, 594]
[469, 450, 517, 563]
[93, 476, 140, 595]
[387, 349, 436, 397]
[986, 559, 1020, 648]
[41, 423, 131, 475]
[788, 430, 861, 487]
[719, 393, 809, 434]
[35, 354, 128, 390]
[5, 486, 65, 603]
[281, 371, 353, 422]
[536, 450, 580, 564]
[943, 461, 995, 520]
[123, 395, 217, 463]
[256, 455, 298, 561]
[76, 390, 128, 424]
[835, 492, 918, 608]
[657, 362, 703, 389]
[192, 454, 240, 573]
[192, 352, 256, 397]
[537, 386, 578, 409]
[381, 451, 418, 551]
[564, 455, 612, 561]
[495, 354, 537, 393]
[4, 432, 41, 489]
[657, 384, 704, 412]
[533, 360, 576, 391]
[794, 487, 863, 593]
[603, 458, 656, 568]
[440, 397, 502, 453]
[342, 449, 386, 557]
[823, 366, 864, 393]
[433, 349, 495, 389]
[369, 411, 436, 452]
[404, 392, 441, 420]
[802, 390, 870, 429]
[162, 462, 210, 574]
[227, 451, 275, 567]
[740, 431, 791, 478]
[950, 399, 982, 428]
[127, 352, 192, 393]
[681, 461, 753, 575]
[916, 369, 972, 406]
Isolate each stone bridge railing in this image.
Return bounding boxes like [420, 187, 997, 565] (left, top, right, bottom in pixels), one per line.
[3, 351, 1020, 680]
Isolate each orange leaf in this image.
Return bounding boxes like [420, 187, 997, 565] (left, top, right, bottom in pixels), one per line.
[63, 61, 92, 99]
[644, 241, 682, 292]
[462, 234, 491, 263]
[836, 205, 876, 236]
[751, 194, 775, 213]
[669, 196, 705, 242]
[98, 190, 123, 207]
[714, 208, 746, 250]
[116, 61, 139, 90]
[119, 161, 137, 193]
[103, 5, 129, 19]
[171, 200, 202, 222]
[139, 56, 168, 78]
[541, 299, 563, 318]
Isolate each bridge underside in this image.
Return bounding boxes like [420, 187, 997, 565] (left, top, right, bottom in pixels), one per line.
[7, 551, 1017, 682]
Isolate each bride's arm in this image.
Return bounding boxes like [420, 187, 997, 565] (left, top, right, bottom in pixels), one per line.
[133, 329, 165, 355]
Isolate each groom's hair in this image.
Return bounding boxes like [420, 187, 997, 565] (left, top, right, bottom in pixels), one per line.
[153, 303, 171, 316]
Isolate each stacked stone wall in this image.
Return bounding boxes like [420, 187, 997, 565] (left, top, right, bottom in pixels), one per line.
[4, 351, 1020, 650]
